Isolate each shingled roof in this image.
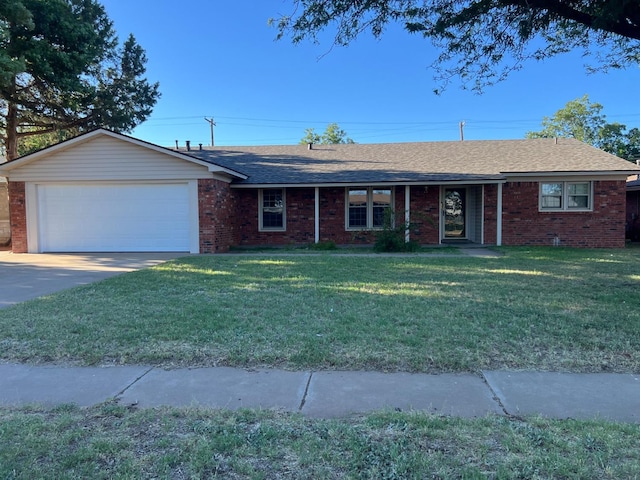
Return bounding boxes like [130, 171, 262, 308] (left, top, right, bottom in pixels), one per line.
[182, 137, 640, 186]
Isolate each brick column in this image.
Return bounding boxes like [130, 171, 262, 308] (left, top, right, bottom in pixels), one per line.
[8, 181, 27, 253]
[198, 178, 235, 253]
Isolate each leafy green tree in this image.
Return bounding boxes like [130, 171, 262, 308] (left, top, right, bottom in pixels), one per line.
[300, 127, 321, 145]
[299, 122, 355, 144]
[526, 95, 640, 161]
[0, 0, 160, 160]
[272, 1, 640, 92]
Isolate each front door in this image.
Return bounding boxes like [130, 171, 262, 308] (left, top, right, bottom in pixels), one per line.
[444, 188, 466, 239]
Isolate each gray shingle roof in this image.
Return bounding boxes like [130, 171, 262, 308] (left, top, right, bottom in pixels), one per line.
[181, 138, 640, 185]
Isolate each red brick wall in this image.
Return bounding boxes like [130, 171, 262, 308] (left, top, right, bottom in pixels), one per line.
[235, 188, 316, 246]
[408, 186, 440, 244]
[502, 180, 627, 248]
[318, 187, 366, 244]
[198, 179, 236, 253]
[483, 184, 498, 245]
[8, 181, 27, 253]
[235, 186, 442, 246]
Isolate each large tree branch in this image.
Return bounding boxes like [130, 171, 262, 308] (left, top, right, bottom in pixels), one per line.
[521, 0, 640, 40]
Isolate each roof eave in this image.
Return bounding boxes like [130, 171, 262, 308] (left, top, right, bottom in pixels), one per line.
[503, 170, 640, 177]
[0, 128, 248, 180]
[230, 178, 507, 188]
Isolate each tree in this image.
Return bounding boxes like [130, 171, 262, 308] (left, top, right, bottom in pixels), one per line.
[299, 122, 355, 144]
[526, 95, 640, 161]
[0, 0, 160, 160]
[272, 1, 640, 92]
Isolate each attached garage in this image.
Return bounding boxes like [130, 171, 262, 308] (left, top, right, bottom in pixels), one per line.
[35, 183, 192, 252]
[1, 129, 244, 253]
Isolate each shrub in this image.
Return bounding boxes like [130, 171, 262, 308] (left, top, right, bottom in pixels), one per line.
[373, 209, 420, 252]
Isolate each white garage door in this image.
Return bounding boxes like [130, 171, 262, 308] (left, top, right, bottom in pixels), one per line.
[37, 183, 192, 252]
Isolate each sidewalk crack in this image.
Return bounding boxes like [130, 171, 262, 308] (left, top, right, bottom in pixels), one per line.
[298, 372, 313, 412]
[480, 370, 513, 418]
[116, 366, 154, 402]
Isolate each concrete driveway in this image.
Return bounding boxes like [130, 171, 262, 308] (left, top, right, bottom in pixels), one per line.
[0, 251, 186, 308]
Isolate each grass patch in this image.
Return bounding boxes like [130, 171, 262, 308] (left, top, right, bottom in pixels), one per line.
[0, 247, 638, 372]
[1, 404, 639, 479]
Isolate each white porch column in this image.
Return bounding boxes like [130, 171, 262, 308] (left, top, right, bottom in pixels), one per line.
[481, 185, 485, 245]
[405, 185, 410, 242]
[496, 183, 503, 246]
[314, 187, 320, 244]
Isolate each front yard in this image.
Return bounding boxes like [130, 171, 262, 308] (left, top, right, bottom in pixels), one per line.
[2, 246, 640, 478]
[0, 247, 638, 373]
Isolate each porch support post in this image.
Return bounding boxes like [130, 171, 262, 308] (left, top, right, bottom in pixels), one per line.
[314, 187, 320, 244]
[481, 185, 485, 245]
[404, 185, 410, 242]
[496, 183, 503, 246]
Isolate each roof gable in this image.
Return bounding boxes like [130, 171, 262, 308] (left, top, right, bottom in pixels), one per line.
[0, 129, 246, 181]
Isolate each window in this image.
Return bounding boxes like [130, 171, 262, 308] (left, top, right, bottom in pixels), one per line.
[346, 187, 392, 229]
[259, 188, 285, 230]
[540, 182, 592, 211]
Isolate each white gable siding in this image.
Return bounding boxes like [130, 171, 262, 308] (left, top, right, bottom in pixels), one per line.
[8, 136, 212, 182]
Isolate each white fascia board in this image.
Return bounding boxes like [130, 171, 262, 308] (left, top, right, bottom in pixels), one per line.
[230, 179, 507, 189]
[504, 170, 640, 180]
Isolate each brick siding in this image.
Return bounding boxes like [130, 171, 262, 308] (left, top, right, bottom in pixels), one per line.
[7, 179, 626, 253]
[502, 180, 627, 248]
[8, 181, 27, 253]
[233, 188, 316, 246]
[198, 179, 235, 253]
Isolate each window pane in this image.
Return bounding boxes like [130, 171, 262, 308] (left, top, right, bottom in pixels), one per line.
[348, 189, 367, 228]
[372, 189, 391, 228]
[372, 189, 391, 206]
[542, 183, 562, 195]
[568, 196, 589, 208]
[568, 183, 589, 195]
[542, 196, 562, 208]
[349, 207, 367, 228]
[541, 183, 562, 209]
[262, 189, 283, 229]
[348, 189, 367, 207]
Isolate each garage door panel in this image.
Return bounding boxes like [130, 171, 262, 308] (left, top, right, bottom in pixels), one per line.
[37, 184, 191, 252]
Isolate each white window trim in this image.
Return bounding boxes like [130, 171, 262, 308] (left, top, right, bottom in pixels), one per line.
[258, 188, 286, 231]
[539, 181, 593, 212]
[345, 186, 393, 230]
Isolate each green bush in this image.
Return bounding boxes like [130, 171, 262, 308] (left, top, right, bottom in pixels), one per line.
[373, 209, 420, 252]
[310, 240, 338, 250]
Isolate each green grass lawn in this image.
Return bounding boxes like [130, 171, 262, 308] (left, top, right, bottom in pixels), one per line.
[2, 247, 640, 478]
[1, 404, 639, 479]
[0, 246, 638, 373]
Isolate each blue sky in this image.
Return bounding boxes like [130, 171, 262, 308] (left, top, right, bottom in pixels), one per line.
[100, 0, 640, 148]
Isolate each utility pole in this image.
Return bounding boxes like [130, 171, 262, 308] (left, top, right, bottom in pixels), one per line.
[459, 121, 465, 141]
[204, 117, 216, 146]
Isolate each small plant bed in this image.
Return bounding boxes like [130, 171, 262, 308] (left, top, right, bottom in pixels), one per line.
[0, 247, 638, 372]
[1, 405, 639, 479]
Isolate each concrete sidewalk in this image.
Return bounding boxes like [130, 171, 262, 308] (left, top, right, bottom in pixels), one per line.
[0, 364, 638, 423]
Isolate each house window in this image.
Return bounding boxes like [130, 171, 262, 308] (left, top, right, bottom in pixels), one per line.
[259, 188, 285, 231]
[540, 182, 592, 211]
[346, 187, 392, 229]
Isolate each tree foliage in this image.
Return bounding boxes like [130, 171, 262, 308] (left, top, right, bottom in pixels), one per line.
[0, 0, 160, 160]
[299, 122, 355, 144]
[526, 95, 640, 161]
[272, 1, 640, 92]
